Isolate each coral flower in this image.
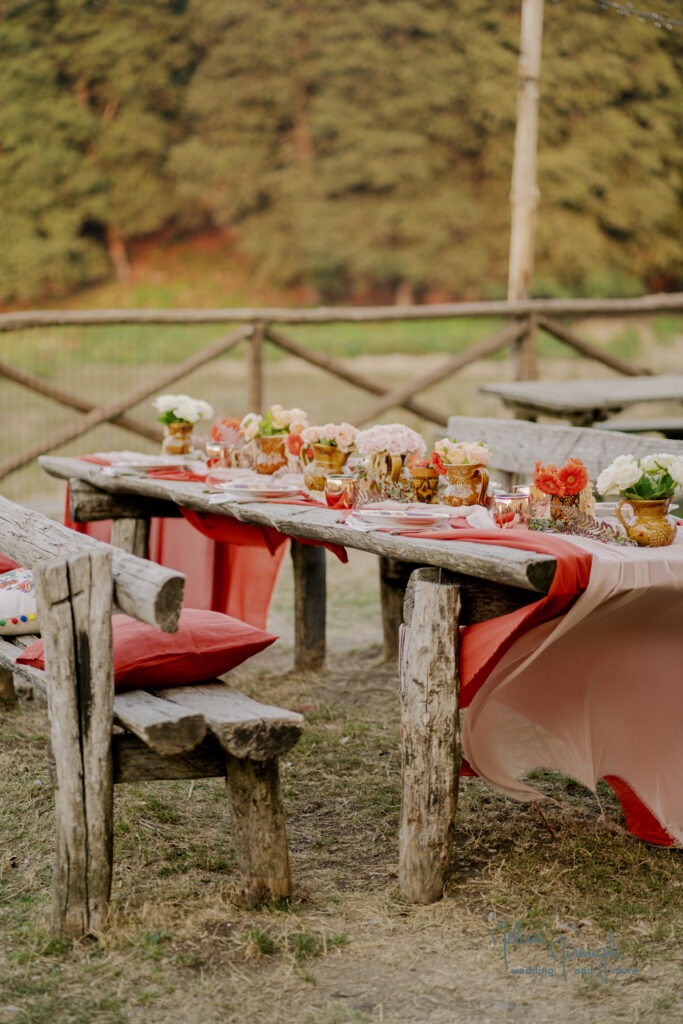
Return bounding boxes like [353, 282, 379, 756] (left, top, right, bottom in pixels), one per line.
[286, 433, 304, 457]
[558, 457, 589, 495]
[211, 418, 243, 442]
[430, 451, 447, 476]
[534, 461, 563, 495]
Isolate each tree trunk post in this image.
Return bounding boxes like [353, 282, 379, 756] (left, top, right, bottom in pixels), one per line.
[399, 569, 461, 904]
[249, 321, 265, 414]
[291, 540, 326, 671]
[110, 517, 151, 559]
[34, 550, 115, 937]
[511, 314, 538, 382]
[0, 666, 17, 706]
[508, 0, 544, 347]
[224, 753, 292, 905]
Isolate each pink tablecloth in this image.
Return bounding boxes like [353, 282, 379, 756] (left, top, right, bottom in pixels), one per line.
[461, 532, 683, 847]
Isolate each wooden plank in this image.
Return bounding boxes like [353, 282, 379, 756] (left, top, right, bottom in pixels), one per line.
[34, 550, 114, 937]
[154, 683, 304, 761]
[0, 636, 47, 695]
[479, 374, 683, 416]
[39, 460, 558, 594]
[355, 321, 525, 425]
[113, 690, 207, 756]
[0, 324, 252, 479]
[291, 540, 326, 670]
[69, 479, 181, 522]
[447, 416, 683, 479]
[224, 753, 292, 905]
[404, 567, 537, 627]
[2, 293, 682, 332]
[112, 732, 225, 782]
[0, 358, 162, 443]
[265, 325, 448, 426]
[399, 570, 460, 904]
[0, 494, 184, 632]
[537, 315, 652, 377]
[0, 666, 16, 706]
[595, 418, 683, 440]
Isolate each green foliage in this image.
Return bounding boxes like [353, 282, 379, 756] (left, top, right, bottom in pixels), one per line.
[1, 1, 682, 302]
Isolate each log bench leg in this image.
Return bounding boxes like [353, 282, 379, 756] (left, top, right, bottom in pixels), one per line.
[399, 569, 461, 904]
[34, 550, 115, 937]
[110, 517, 151, 559]
[379, 556, 419, 661]
[0, 666, 17, 706]
[291, 539, 326, 671]
[224, 753, 292, 906]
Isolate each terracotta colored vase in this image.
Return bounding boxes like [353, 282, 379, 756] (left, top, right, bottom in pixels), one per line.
[255, 435, 287, 474]
[161, 421, 193, 456]
[616, 498, 676, 547]
[410, 467, 439, 504]
[442, 464, 489, 507]
[301, 443, 349, 491]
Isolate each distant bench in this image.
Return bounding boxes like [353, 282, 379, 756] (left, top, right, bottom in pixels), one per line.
[0, 495, 303, 938]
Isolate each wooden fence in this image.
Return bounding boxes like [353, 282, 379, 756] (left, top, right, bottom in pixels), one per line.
[1, 293, 682, 481]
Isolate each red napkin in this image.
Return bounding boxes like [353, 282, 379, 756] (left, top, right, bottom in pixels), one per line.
[77, 455, 111, 465]
[146, 467, 207, 483]
[180, 508, 348, 564]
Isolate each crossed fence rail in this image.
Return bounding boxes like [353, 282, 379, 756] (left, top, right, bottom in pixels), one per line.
[1, 293, 682, 482]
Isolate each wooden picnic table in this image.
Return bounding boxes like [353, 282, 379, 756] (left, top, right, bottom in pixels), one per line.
[39, 454, 557, 905]
[479, 374, 683, 432]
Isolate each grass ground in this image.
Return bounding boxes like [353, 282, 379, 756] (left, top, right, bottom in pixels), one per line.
[1, 550, 681, 1024]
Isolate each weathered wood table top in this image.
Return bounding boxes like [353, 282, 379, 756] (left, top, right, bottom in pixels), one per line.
[479, 374, 683, 426]
[39, 456, 556, 594]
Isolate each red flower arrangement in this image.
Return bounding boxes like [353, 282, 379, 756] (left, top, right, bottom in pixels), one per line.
[407, 451, 447, 475]
[534, 457, 589, 496]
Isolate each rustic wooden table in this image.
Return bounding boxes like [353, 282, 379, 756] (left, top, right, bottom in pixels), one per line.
[479, 374, 683, 430]
[39, 454, 557, 904]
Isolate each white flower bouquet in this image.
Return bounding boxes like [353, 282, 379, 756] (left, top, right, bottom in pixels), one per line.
[355, 423, 426, 458]
[152, 394, 214, 425]
[433, 438, 492, 466]
[597, 452, 683, 501]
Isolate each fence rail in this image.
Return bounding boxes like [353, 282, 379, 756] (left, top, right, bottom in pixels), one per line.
[1, 293, 682, 482]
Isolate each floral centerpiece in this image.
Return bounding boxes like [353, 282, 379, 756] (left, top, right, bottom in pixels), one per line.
[433, 438, 492, 507]
[206, 417, 245, 467]
[533, 457, 590, 522]
[355, 423, 427, 495]
[241, 404, 309, 474]
[295, 422, 359, 490]
[152, 394, 214, 455]
[595, 452, 683, 546]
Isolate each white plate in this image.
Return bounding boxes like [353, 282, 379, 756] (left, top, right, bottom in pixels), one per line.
[215, 483, 303, 500]
[354, 509, 443, 529]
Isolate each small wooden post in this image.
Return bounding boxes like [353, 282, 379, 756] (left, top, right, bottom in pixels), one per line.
[399, 569, 460, 904]
[379, 556, 417, 661]
[224, 753, 292, 905]
[34, 550, 115, 937]
[511, 315, 538, 383]
[249, 321, 265, 413]
[110, 517, 151, 559]
[0, 666, 17, 706]
[291, 540, 326, 670]
[508, 0, 544, 382]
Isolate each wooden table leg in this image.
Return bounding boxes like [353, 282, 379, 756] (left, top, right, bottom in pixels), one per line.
[0, 666, 16, 706]
[291, 540, 326, 671]
[110, 517, 151, 558]
[379, 556, 419, 661]
[399, 568, 461, 904]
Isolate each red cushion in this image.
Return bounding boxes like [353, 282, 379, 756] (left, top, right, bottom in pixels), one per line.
[17, 608, 277, 691]
[0, 554, 20, 574]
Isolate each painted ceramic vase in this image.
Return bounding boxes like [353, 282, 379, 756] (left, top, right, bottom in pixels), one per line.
[549, 492, 581, 523]
[301, 443, 349, 491]
[442, 464, 489, 507]
[255, 435, 287, 474]
[161, 421, 193, 456]
[410, 467, 440, 504]
[616, 498, 676, 547]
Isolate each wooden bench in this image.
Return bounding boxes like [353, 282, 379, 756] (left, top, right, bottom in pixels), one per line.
[594, 417, 683, 441]
[0, 495, 303, 938]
